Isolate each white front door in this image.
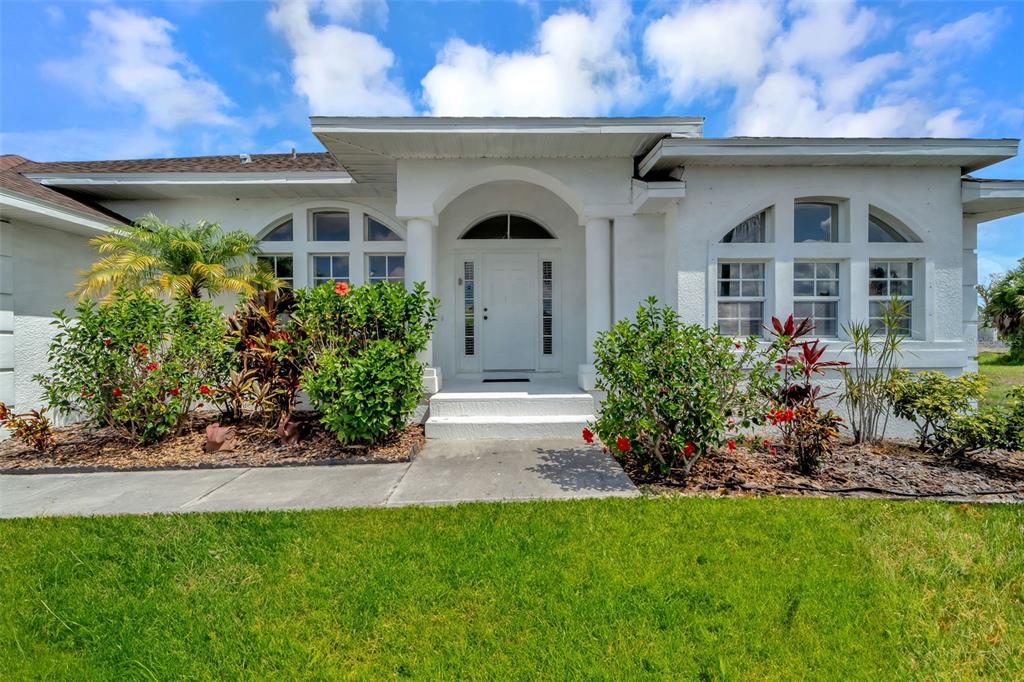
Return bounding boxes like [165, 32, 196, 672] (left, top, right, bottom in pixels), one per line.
[482, 252, 538, 371]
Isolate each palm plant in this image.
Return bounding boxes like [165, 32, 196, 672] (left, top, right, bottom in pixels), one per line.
[76, 214, 279, 300]
[983, 259, 1024, 362]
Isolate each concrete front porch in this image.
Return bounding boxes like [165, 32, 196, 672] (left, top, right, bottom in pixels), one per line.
[425, 376, 596, 440]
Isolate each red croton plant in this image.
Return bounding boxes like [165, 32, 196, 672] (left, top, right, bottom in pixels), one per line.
[765, 314, 848, 474]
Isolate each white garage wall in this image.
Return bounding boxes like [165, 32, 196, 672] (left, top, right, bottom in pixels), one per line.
[9, 220, 97, 412]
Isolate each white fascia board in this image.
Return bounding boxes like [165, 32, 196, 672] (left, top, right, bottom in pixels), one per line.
[311, 116, 703, 136]
[0, 189, 119, 234]
[26, 171, 355, 187]
[961, 179, 1024, 222]
[639, 137, 1020, 177]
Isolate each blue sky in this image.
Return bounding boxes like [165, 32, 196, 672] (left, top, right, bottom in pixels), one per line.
[1, 0, 1022, 280]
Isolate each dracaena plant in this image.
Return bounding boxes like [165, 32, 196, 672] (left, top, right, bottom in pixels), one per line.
[765, 314, 847, 474]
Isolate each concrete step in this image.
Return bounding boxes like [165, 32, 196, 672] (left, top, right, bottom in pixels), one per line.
[425, 414, 594, 440]
[428, 392, 595, 418]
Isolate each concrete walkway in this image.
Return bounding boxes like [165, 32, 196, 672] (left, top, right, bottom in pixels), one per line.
[0, 440, 638, 518]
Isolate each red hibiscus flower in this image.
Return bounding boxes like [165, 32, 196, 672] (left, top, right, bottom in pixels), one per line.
[727, 440, 736, 451]
[615, 436, 631, 453]
[199, 384, 211, 395]
[334, 281, 350, 296]
[582, 427, 594, 444]
[734, 341, 742, 349]
[135, 343, 148, 356]
[169, 387, 180, 397]
[102, 338, 112, 347]
[762, 438, 770, 448]
[145, 361, 159, 372]
[112, 387, 122, 397]
[683, 442, 695, 456]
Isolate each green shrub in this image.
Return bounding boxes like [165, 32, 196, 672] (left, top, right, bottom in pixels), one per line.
[886, 370, 987, 450]
[935, 386, 1024, 456]
[35, 290, 231, 444]
[290, 281, 438, 444]
[589, 297, 776, 478]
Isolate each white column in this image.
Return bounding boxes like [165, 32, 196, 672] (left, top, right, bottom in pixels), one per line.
[405, 217, 441, 393]
[962, 216, 979, 371]
[580, 217, 611, 390]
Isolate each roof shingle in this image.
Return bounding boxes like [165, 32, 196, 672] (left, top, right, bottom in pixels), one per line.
[0, 155, 129, 224]
[17, 152, 343, 175]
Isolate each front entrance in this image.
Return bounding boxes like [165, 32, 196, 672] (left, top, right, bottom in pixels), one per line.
[482, 252, 539, 371]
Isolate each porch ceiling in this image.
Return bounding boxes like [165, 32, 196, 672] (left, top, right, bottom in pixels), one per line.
[311, 116, 704, 184]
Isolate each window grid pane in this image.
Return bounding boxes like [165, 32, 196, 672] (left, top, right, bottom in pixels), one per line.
[365, 216, 402, 242]
[868, 261, 914, 335]
[367, 254, 405, 285]
[795, 202, 839, 243]
[793, 261, 840, 337]
[312, 211, 350, 241]
[312, 253, 349, 287]
[718, 261, 766, 337]
[257, 255, 294, 288]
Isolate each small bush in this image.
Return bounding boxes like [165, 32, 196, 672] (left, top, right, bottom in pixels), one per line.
[0, 402, 56, 452]
[886, 370, 987, 450]
[35, 290, 231, 444]
[764, 315, 847, 474]
[290, 281, 438, 444]
[589, 297, 776, 478]
[934, 386, 1024, 457]
[219, 292, 302, 426]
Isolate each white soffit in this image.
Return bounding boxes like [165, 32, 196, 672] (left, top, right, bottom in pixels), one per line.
[962, 178, 1024, 222]
[311, 116, 704, 184]
[639, 137, 1020, 177]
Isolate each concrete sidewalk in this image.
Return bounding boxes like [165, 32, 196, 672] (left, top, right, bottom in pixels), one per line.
[0, 440, 638, 518]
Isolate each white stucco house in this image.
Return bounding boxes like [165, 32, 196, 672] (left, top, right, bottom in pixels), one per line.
[2, 117, 1024, 438]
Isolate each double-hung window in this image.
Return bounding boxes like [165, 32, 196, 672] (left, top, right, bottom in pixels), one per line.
[869, 261, 914, 334]
[717, 262, 766, 337]
[793, 262, 840, 337]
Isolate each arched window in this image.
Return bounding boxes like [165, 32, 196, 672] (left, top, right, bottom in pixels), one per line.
[722, 210, 767, 243]
[869, 212, 917, 243]
[462, 213, 555, 240]
[257, 206, 405, 289]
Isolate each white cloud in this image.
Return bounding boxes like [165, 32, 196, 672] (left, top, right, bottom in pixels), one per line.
[268, 0, 412, 115]
[911, 10, 1004, 54]
[643, 0, 779, 104]
[43, 7, 234, 130]
[421, 0, 642, 116]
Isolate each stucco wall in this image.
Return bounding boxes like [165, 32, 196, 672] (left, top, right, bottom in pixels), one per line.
[612, 214, 664, 319]
[8, 219, 97, 411]
[667, 165, 971, 373]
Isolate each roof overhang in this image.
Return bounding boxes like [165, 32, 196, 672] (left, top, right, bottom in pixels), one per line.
[962, 178, 1024, 222]
[631, 179, 686, 214]
[312, 116, 704, 184]
[0, 189, 121, 236]
[24, 171, 359, 200]
[639, 137, 1020, 177]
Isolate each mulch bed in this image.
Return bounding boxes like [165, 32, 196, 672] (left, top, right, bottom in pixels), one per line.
[628, 440, 1024, 502]
[0, 412, 423, 473]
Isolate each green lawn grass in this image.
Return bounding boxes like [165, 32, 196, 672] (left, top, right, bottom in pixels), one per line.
[2, 498, 1022, 680]
[978, 350, 1024, 405]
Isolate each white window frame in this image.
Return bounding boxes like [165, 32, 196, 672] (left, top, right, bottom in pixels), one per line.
[793, 260, 841, 338]
[716, 260, 768, 338]
[868, 259, 916, 336]
[257, 204, 405, 289]
[310, 253, 350, 287]
[257, 254, 294, 288]
[366, 253, 406, 285]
